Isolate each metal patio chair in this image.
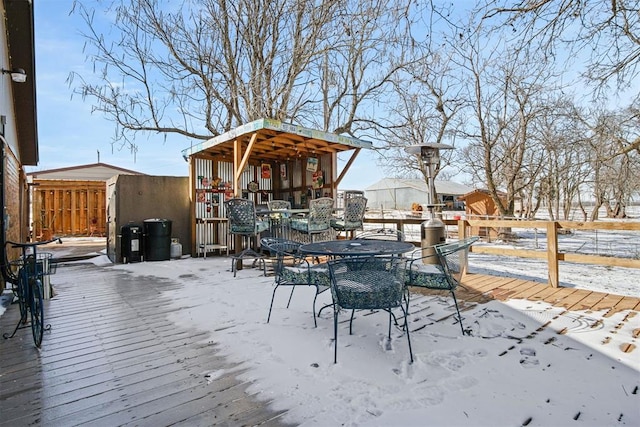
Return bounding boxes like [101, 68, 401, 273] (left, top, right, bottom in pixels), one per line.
[327, 256, 413, 364]
[266, 199, 292, 239]
[331, 196, 367, 239]
[289, 197, 334, 242]
[263, 239, 330, 327]
[224, 198, 270, 277]
[405, 236, 479, 335]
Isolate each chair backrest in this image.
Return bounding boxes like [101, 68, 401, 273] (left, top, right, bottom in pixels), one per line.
[327, 256, 405, 310]
[344, 190, 364, 199]
[342, 196, 367, 229]
[267, 199, 291, 219]
[260, 237, 289, 256]
[307, 197, 334, 231]
[265, 240, 304, 276]
[355, 228, 405, 242]
[224, 198, 258, 235]
[434, 237, 479, 287]
[267, 200, 291, 211]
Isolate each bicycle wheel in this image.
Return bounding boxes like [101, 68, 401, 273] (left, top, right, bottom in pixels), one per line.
[29, 278, 44, 348]
[17, 268, 29, 323]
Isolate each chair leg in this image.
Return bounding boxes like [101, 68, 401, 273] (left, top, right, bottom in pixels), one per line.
[450, 290, 466, 335]
[401, 305, 414, 363]
[316, 302, 334, 322]
[333, 306, 339, 364]
[286, 286, 296, 308]
[267, 285, 281, 323]
[349, 309, 356, 335]
[404, 288, 411, 323]
[312, 289, 321, 328]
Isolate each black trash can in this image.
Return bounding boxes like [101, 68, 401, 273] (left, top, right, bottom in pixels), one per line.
[121, 223, 143, 263]
[143, 218, 172, 261]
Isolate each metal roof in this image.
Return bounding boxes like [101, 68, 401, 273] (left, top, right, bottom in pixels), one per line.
[181, 118, 373, 162]
[27, 162, 146, 181]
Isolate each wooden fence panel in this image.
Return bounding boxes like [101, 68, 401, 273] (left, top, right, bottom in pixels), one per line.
[362, 216, 640, 287]
[32, 180, 106, 238]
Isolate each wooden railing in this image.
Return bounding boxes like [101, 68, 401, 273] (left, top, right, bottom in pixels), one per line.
[363, 216, 640, 288]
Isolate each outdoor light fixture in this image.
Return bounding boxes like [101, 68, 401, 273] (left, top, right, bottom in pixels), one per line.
[2, 68, 27, 83]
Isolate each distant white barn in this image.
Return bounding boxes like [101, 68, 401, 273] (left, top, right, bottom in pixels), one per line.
[364, 178, 473, 210]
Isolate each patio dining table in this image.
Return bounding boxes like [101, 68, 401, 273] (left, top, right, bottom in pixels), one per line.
[299, 239, 415, 258]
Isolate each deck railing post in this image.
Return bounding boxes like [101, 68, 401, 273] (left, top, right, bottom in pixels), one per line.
[458, 219, 468, 240]
[547, 221, 559, 288]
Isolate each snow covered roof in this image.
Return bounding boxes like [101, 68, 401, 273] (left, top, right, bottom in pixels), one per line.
[365, 178, 473, 195]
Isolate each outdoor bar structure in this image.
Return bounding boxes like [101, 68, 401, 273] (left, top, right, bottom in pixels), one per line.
[181, 119, 373, 256]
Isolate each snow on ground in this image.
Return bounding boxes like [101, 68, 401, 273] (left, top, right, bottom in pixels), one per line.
[1, 209, 638, 425]
[47, 254, 638, 426]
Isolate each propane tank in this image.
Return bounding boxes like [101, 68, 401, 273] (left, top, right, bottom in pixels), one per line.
[170, 238, 182, 259]
[421, 214, 446, 264]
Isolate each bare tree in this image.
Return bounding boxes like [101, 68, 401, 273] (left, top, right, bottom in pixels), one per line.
[482, 0, 640, 91]
[453, 21, 559, 217]
[585, 106, 640, 219]
[379, 50, 466, 181]
[480, 0, 640, 156]
[533, 100, 591, 220]
[373, 2, 472, 199]
[70, 0, 411, 151]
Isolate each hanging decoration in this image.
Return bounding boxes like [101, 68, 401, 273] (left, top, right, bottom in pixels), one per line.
[261, 164, 271, 179]
[248, 181, 259, 192]
[306, 157, 318, 172]
[312, 171, 324, 189]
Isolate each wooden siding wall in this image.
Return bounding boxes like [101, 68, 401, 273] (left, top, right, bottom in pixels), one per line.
[32, 180, 106, 238]
[3, 147, 28, 264]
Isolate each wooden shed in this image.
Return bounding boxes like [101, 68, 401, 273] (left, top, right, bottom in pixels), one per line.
[28, 163, 144, 239]
[458, 189, 507, 239]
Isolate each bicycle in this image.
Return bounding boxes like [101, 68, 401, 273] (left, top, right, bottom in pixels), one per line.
[2, 237, 61, 347]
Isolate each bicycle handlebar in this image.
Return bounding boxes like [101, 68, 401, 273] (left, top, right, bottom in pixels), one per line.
[7, 238, 63, 249]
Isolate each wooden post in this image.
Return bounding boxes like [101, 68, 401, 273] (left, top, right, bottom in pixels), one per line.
[547, 221, 559, 288]
[459, 220, 469, 275]
[458, 219, 468, 240]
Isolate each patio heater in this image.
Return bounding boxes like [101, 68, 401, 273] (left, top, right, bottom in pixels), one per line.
[405, 143, 454, 261]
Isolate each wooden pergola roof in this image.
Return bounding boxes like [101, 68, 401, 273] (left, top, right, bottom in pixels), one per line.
[181, 119, 373, 192]
[181, 118, 373, 162]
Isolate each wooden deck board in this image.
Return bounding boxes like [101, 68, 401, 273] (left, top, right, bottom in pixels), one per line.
[0, 264, 294, 427]
[591, 294, 625, 313]
[552, 288, 592, 310]
[565, 291, 607, 312]
[542, 287, 580, 304]
[485, 279, 533, 301]
[458, 275, 639, 316]
[506, 283, 549, 300]
[606, 297, 640, 317]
